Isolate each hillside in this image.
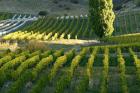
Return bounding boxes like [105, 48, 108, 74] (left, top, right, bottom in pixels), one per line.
[0, 0, 88, 16]
[0, 0, 139, 16]
[0, 0, 140, 93]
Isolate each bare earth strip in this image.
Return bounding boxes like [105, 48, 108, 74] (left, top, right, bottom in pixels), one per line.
[41, 39, 100, 46]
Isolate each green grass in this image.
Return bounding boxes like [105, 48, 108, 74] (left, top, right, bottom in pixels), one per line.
[102, 33, 140, 44]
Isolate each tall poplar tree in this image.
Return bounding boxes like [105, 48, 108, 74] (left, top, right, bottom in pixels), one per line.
[89, 0, 115, 38]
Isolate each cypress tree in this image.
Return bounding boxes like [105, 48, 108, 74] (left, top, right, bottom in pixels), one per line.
[134, 0, 140, 6]
[89, 0, 115, 38]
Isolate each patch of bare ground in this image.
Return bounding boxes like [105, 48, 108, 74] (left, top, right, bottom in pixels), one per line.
[41, 39, 100, 46]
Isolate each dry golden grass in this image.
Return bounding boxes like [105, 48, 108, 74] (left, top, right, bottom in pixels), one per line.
[0, 42, 18, 51]
[25, 40, 48, 51]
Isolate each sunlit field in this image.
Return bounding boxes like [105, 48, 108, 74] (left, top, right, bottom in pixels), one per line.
[0, 0, 140, 93]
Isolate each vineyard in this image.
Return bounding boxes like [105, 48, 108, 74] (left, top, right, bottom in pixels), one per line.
[2, 15, 94, 40]
[0, 45, 139, 93]
[0, 13, 13, 20]
[0, 0, 140, 93]
[0, 13, 37, 36]
[1, 10, 140, 41]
